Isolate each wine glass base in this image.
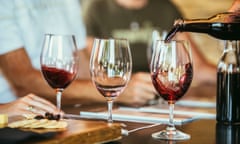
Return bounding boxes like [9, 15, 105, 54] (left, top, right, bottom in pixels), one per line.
[152, 129, 190, 141]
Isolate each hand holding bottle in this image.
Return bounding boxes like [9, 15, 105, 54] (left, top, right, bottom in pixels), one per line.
[229, 0, 240, 12]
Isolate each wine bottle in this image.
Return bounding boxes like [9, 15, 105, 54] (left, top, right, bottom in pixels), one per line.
[164, 0, 240, 124]
[216, 123, 240, 144]
[165, 12, 240, 41]
[217, 40, 240, 124]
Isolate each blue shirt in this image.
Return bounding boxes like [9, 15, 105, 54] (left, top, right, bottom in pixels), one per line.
[0, 0, 86, 102]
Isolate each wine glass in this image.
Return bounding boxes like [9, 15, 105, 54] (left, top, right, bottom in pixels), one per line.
[146, 29, 168, 105]
[147, 29, 168, 64]
[40, 34, 79, 115]
[150, 40, 193, 140]
[90, 38, 132, 123]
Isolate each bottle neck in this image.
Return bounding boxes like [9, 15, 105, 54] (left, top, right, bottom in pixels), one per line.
[173, 12, 240, 40]
[175, 18, 211, 34]
[165, 12, 240, 41]
[178, 12, 240, 25]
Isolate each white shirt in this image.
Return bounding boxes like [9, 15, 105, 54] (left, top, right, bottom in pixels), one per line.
[0, 0, 86, 102]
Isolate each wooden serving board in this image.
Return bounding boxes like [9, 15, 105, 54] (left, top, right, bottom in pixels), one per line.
[30, 119, 121, 144]
[7, 116, 122, 144]
[32, 119, 122, 144]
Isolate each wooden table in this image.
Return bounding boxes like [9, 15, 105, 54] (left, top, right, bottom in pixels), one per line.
[61, 83, 222, 144]
[5, 83, 238, 144]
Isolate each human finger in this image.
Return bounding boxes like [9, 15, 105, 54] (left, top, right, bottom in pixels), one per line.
[27, 94, 57, 110]
[21, 94, 63, 115]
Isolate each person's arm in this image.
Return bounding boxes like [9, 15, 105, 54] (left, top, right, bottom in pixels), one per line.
[0, 48, 105, 105]
[229, 0, 240, 12]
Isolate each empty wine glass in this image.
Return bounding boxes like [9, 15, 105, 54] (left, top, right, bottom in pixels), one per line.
[90, 38, 132, 123]
[40, 34, 79, 116]
[150, 40, 193, 140]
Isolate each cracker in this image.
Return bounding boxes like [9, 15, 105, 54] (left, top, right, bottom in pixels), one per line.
[8, 119, 68, 129]
[8, 119, 36, 128]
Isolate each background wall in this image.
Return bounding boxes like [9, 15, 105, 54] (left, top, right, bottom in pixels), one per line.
[172, 0, 234, 18]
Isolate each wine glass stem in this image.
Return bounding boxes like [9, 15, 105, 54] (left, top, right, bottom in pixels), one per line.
[56, 89, 63, 113]
[107, 100, 113, 123]
[168, 103, 175, 129]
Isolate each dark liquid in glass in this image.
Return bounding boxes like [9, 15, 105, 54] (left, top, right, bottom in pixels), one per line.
[217, 72, 240, 123]
[41, 66, 76, 89]
[151, 63, 193, 104]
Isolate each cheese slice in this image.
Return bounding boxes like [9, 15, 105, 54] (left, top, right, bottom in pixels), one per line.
[0, 114, 8, 125]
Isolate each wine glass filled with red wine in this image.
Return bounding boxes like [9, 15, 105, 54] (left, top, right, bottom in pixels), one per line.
[90, 38, 132, 123]
[150, 40, 193, 140]
[40, 34, 78, 116]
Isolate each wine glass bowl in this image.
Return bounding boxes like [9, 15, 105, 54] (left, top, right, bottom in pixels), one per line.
[147, 29, 168, 64]
[150, 40, 193, 140]
[90, 38, 132, 123]
[41, 64, 77, 89]
[40, 34, 78, 115]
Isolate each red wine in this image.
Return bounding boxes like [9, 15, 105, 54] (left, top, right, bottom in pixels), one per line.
[41, 66, 76, 89]
[151, 63, 193, 104]
[217, 72, 240, 123]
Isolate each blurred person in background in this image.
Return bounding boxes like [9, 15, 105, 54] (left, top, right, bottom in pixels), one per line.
[0, 0, 159, 107]
[84, 0, 183, 72]
[0, 0, 90, 105]
[83, 0, 217, 104]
